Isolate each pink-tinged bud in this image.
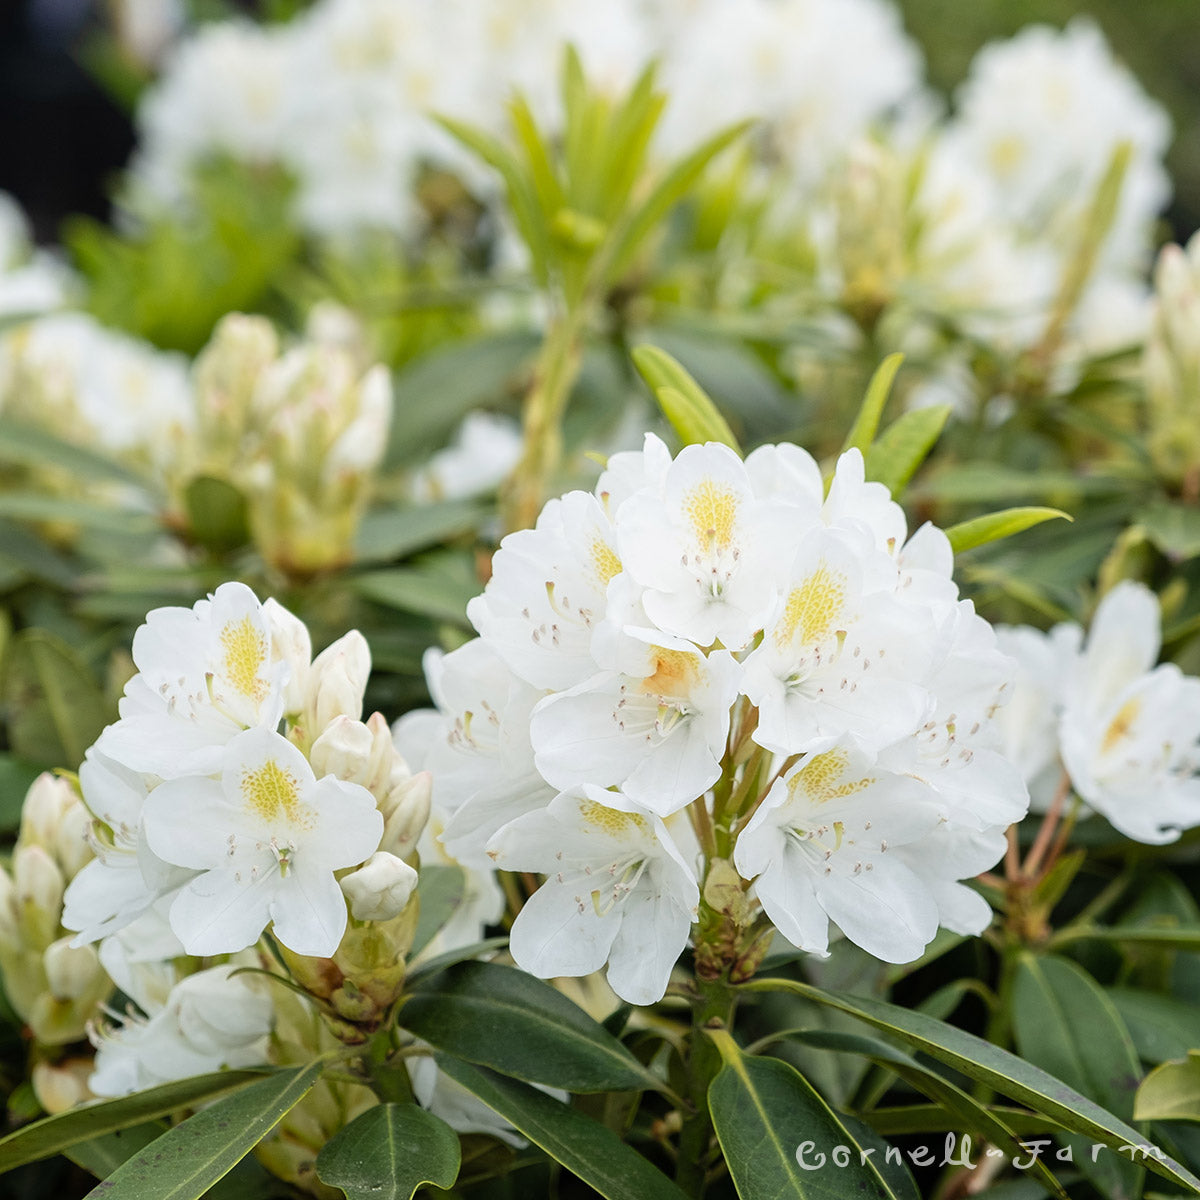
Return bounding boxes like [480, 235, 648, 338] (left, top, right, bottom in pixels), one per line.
[339, 852, 418, 922]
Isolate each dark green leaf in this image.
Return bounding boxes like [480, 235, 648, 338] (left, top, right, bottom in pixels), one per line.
[741, 977, 1200, 1195]
[354, 500, 485, 563]
[84, 1061, 323, 1200]
[706, 1029, 903, 1198]
[409, 865, 467, 959]
[351, 561, 477, 625]
[403, 961, 659, 1094]
[0, 629, 112, 768]
[181, 476, 250, 555]
[0, 754, 43, 832]
[316, 1103, 460, 1199]
[1011, 954, 1144, 1200]
[1110, 989, 1200, 1064]
[435, 1057, 687, 1200]
[1138, 501, 1200, 562]
[0, 1070, 267, 1174]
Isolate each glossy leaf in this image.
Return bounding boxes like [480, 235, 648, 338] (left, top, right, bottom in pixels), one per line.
[408, 864, 467, 959]
[706, 1029, 903, 1198]
[1011, 954, 1145, 1200]
[315, 1103, 460, 1200]
[1110, 989, 1200, 1064]
[436, 1056, 687, 1200]
[402, 960, 659, 1094]
[632, 344, 740, 451]
[83, 1061, 324, 1200]
[946, 507, 1072, 554]
[863, 405, 950, 496]
[741, 978, 1200, 1195]
[1134, 1053, 1200, 1124]
[0, 1070, 267, 1174]
[841, 353, 904, 457]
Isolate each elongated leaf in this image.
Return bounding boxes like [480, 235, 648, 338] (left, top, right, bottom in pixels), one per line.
[436, 1057, 687, 1200]
[632, 344, 740, 451]
[706, 1029, 903, 1198]
[350, 563, 477, 624]
[84, 1061, 324, 1200]
[0, 1070, 266, 1173]
[1012, 954, 1144, 1200]
[0, 518, 77, 587]
[863, 405, 950, 496]
[867, 1104, 1068, 1138]
[605, 120, 752, 281]
[355, 500, 485, 563]
[1052, 925, 1200, 953]
[1110, 989, 1200, 1064]
[0, 418, 148, 489]
[402, 960, 658, 1094]
[0, 493, 158, 533]
[0, 754, 42, 831]
[841, 353, 904, 457]
[182, 476, 249, 555]
[408, 937, 508, 985]
[946, 507, 1072, 555]
[408, 865, 466, 959]
[740, 978, 1200, 1194]
[1135, 1053, 1200, 1124]
[316, 1103, 460, 1200]
[786, 1030, 1065, 1198]
[0, 629, 111, 770]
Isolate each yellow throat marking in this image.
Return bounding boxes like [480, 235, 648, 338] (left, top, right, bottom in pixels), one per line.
[242, 758, 309, 827]
[776, 563, 847, 648]
[220, 616, 269, 701]
[1101, 697, 1141, 755]
[790, 748, 875, 804]
[685, 480, 739, 551]
[580, 799, 648, 837]
[591, 537, 623, 586]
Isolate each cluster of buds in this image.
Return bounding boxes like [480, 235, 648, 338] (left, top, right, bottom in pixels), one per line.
[0, 774, 110, 1109]
[180, 311, 392, 574]
[1143, 232, 1200, 495]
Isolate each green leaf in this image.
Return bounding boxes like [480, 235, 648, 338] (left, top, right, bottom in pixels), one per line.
[1011, 954, 1145, 1200]
[1135, 1053, 1200, 1124]
[841, 353, 904, 458]
[0, 493, 159, 534]
[0, 629, 112, 768]
[740, 977, 1200, 1195]
[705, 1028, 904, 1198]
[863, 405, 950, 497]
[408, 865, 467, 959]
[1110, 989, 1200, 1064]
[84, 1061, 323, 1200]
[354, 500, 485, 563]
[0, 418, 148, 490]
[1137, 501, 1200, 562]
[385, 331, 539, 469]
[0, 754, 43, 831]
[0, 518, 78, 588]
[784, 1029, 1065, 1197]
[181, 476, 250, 555]
[631, 344, 740, 451]
[946, 507, 1072, 555]
[351, 558, 478, 625]
[1052, 926, 1200, 953]
[315, 1103, 460, 1199]
[435, 1057, 687, 1200]
[0, 1070, 267, 1174]
[402, 961, 659, 1094]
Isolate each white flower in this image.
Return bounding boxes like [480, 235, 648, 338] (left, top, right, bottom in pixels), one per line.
[90, 965, 273, 1098]
[96, 582, 289, 780]
[488, 790, 698, 1006]
[531, 632, 741, 816]
[616, 441, 794, 649]
[1059, 582, 1200, 844]
[143, 727, 383, 956]
[411, 412, 523, 503]
[340, 851, 418, 922]
[734, 741, 946, 962]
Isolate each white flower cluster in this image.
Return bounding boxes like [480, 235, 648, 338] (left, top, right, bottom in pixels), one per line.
[397, 435, 1028, 1005]
[54, 582, 430, 1095]
[996, 582, 1200, 845]
[0, 312, 192, 480]
[130, 0, 921, 238]
[0, 191, 72, 320]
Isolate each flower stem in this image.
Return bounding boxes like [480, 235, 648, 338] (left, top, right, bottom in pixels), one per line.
[675, 976, 735, 1196]
[363, 1028, 414, 1106]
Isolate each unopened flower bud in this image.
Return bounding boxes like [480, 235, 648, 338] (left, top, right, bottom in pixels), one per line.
[14, 845, 65, 948]
[54, 802, 93, 881]
[43, 937, 104, 1001]
[32, 1058, 94, 1114]
[310, 717, 375, 788]
[306, 631, 370, 732]
[380, 771, 432, 859]
[0, 868, 19, 949]
[192, 313, 279, 453]
[339, 852, 418, 922]
[19, 773, 78, 852]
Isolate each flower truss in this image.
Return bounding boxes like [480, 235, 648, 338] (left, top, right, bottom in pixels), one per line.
[401, 435, 1030, 1004]
[996, 580, 1200, 844]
